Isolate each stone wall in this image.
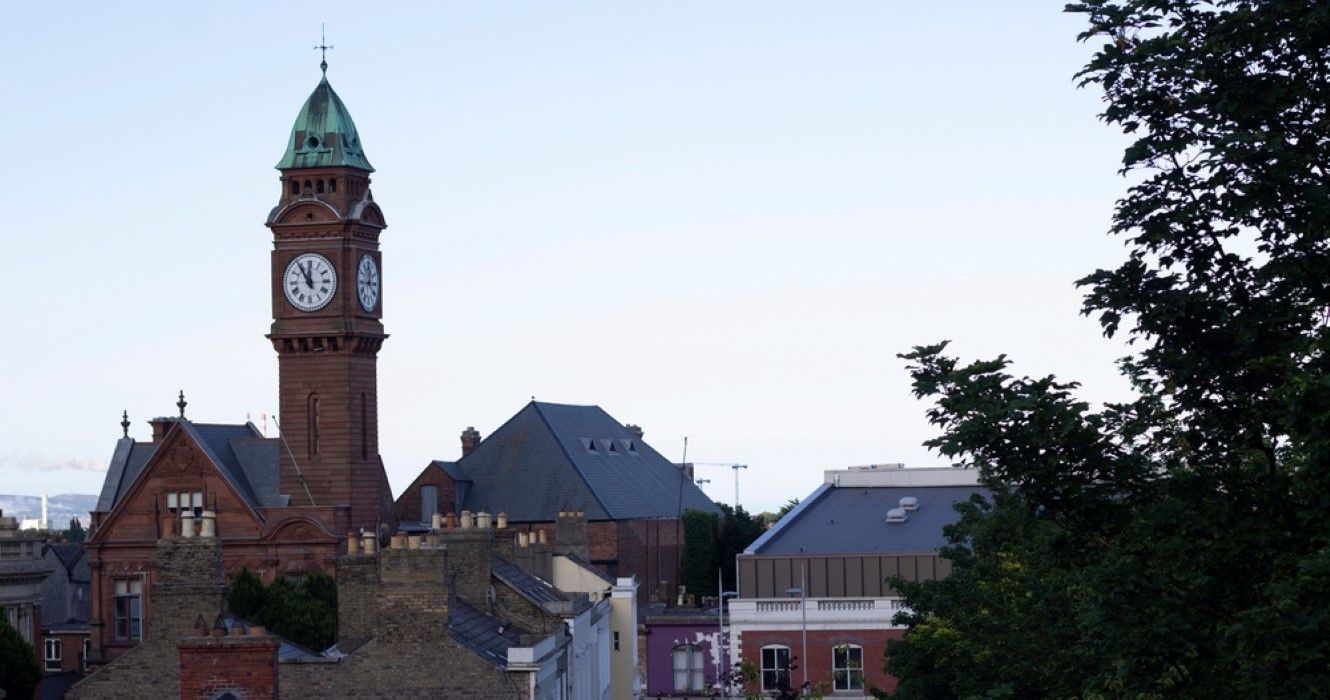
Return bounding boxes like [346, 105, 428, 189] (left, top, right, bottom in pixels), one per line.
[69, 538, 225, 700]
[279, 546, 527, 699]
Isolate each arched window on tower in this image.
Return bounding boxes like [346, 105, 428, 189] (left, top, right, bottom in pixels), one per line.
[291, 180, 299, 195]
[316, 179, 325, 194]
[308, 394, 321, 457]
[329, 179, 337, 193]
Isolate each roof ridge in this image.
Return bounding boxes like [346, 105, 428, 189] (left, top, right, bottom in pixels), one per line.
[531, 402, 614, 519]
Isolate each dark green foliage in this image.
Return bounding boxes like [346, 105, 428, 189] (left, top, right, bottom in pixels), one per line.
[682, 510, 718, 597]
[716, 504, 766, 594]
[65, 517, 86, 543]
[0, 616, 40, 700]
[226, 567, 337, 652]
[885, 2, 1330, 697]
[680, 505, 768, 599]
[228, 566, 264, 620]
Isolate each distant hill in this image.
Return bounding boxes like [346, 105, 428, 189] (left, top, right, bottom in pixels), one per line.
[0, 494, 97, 528]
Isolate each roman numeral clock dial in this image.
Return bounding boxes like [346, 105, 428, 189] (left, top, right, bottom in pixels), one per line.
[357, 254, 379, 312]
[283, 252, 337, 311]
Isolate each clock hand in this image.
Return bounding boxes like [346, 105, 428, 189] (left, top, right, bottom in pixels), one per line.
[302, 261, 315, 288]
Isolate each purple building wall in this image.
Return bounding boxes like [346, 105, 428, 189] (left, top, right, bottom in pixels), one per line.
[644, 613, 725, 697]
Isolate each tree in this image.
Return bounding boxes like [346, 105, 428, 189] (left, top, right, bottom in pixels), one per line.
[885, 2, 1330, 697]
[226, 568, 337, 652]
[679, 505, 768, 599]
[716, 504, 767, 594]
[681, 510, 719, 597]
[65, 517, 86, 543]
[0, 616, 40, 700]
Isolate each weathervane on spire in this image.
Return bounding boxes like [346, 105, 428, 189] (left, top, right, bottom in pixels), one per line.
[315, 23, 334, 75]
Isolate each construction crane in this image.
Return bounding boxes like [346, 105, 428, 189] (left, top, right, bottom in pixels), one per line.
[689, 462, 749, 509]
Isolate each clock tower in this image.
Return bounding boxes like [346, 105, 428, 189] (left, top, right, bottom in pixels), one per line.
[266, 64, 394, 536]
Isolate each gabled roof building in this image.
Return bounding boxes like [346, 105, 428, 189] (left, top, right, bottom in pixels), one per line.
[396, 401, 717, 603]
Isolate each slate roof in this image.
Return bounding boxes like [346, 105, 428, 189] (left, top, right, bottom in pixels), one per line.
[447, 597, 528, 669]
[491, 555, 566, 605]
[221, 616, 323, 659]
[95, 420, 282, 515]
[46, 543, 86, 575]
[448, 402, 718, 522]
[747, 484, 989, 555]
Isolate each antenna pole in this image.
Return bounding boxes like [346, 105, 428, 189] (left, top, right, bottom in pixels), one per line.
[271, 416, 316, 506]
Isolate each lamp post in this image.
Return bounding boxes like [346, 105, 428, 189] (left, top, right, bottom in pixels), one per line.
[717, 568, 738, 699]
[785, 564, 808, 697]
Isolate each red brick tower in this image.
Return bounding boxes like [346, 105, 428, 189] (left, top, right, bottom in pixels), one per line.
[266, 61, 393, 536]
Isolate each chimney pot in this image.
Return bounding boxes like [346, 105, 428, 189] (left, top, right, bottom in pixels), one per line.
[518, 532, 529, 547]
[180, 514, 196, 539]
[407, 534, 422, 550]
[199, 510, 216, 538]
[445, 512, 457, 529]
[390, 532, 406, 549]
[346, 533, 360, 555]
[460, 510, 473, 529]
[431, 512, 443, 531]
[496, 512, 508, 529]
[361, 531, 377, 554]
[476, 511, 492, 529]
[537, 529, 547, 544]
[460, 426, 482, 456]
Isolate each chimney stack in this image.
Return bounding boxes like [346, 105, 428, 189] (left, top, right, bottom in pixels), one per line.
[150, 416, 179, 442]
[460, 426, 482, 456]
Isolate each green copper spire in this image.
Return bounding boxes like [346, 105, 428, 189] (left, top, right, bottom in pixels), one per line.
[276, 71, 374, 172]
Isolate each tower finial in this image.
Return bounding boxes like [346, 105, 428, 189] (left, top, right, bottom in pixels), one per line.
[121, 410, 130, 438]
[177, 390, 188, 419]
[315, 23, 334, 76]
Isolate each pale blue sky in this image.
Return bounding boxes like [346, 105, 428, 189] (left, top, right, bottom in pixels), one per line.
[0, 3, 1132, 513]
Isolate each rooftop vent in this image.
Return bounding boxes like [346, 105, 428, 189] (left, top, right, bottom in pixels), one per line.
[849, 463, 906, 471]
[886, 507, 908, 524]
[899, 496, 919, 511]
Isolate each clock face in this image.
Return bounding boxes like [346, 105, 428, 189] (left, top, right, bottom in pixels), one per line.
[283, 253, 337, 312]
[357, 254, 380, 312]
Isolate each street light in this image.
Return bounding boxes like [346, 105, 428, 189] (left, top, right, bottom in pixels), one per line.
[717, 568, 739, 699]
[784, 564, 809, 696]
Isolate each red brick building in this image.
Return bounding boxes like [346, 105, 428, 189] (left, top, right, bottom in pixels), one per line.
[84, 63, 396, 667]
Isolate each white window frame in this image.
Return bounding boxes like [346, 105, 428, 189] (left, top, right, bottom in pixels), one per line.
[81, 638, 91, 672]
[760, 645, 791, 692]
[44, 637, 62, 671]
[833, 643, 865, 691]
[166, 491, 203, 516]
[672, 643, 705, 692]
